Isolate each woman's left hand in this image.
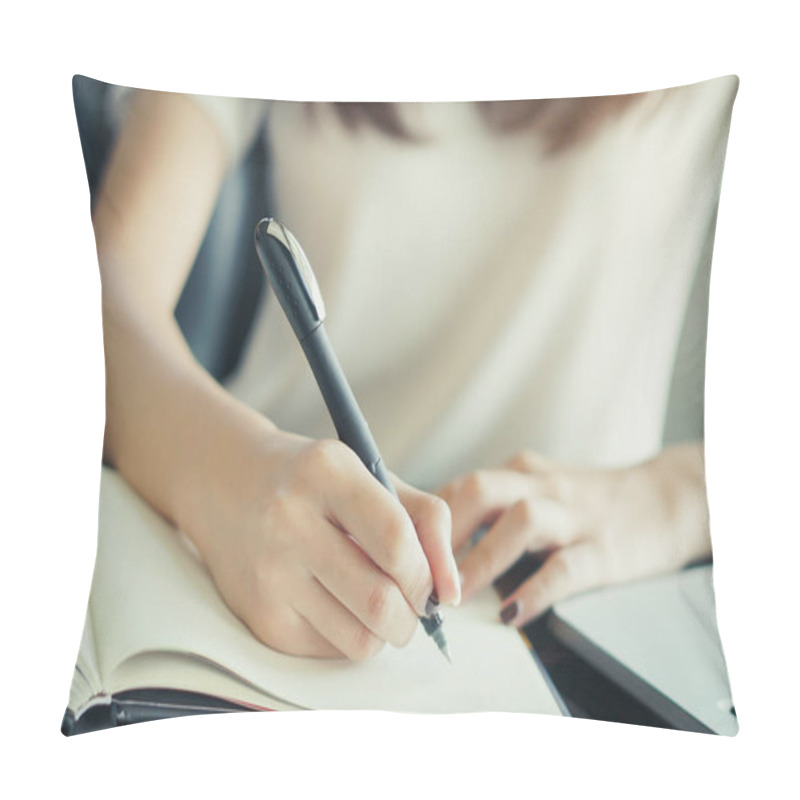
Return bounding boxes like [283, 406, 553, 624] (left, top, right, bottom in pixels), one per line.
[437, 442, 711, 627]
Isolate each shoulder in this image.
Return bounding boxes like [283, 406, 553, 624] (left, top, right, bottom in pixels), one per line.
[106, 85, 269, 165]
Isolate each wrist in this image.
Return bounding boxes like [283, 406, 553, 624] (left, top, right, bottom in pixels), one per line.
[640, 442, 711, 567]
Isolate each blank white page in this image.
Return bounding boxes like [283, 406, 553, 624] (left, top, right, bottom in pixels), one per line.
[89, 468, 562, 715]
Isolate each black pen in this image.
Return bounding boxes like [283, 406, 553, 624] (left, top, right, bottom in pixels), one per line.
[254, 218, 450, 662]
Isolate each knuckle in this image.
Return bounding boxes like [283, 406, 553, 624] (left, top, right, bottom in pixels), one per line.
[436, 483, 454, 505]
[463, 470, 488, 502]
[553, 473, 572, 505]
[365, 580, 395, 629]
[513, 497, 536, 529]
[419, 495, 452, 535]
[380, 514, 412, 574]
[508, 450, 534, 471]
[349, 625, 384, 662]
[252, 609, 294, 652]
[510, 450, 551, 475]
[264, 491, 294, 528]
[302, 438, 345, 476]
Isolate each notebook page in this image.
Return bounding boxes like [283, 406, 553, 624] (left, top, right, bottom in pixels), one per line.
[109, 652, 302, 711]
[90, 468, 562, 715]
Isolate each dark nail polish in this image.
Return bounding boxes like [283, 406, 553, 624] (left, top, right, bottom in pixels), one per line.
[500, 601, 519, 625]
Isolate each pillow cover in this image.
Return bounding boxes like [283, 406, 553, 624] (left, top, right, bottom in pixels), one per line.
[63, 74, 738, 735]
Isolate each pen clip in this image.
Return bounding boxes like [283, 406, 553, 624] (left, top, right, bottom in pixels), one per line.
[257, 218, 326, 323]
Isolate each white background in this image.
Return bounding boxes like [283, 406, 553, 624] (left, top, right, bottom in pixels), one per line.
[2, 0, 797, 797]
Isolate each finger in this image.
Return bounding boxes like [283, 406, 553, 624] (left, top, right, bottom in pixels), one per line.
[249, 606, 345, 659]
[286, 614, 347, 659]
[295, 577, 391, 662]
[504, 450, 554, 474]
[316, 441, 434, 617]
[304, 519, 419, 648]
[498, 543, 601, 628]
[437, 469, 532, 554]
[459, 495, 583, 600]
[457, 499, 536, 601]
[394, 476, 461, 607]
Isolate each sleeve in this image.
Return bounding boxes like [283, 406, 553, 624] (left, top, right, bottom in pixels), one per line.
[105, 84, 266, 166]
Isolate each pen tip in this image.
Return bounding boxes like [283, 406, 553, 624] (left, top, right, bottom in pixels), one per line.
[426, 614, 451, 662]
[436, 635, 451, 664]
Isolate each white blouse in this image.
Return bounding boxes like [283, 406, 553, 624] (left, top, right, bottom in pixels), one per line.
[111, 77, 738, 489]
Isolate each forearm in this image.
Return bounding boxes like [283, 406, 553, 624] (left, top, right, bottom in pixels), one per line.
[101, 291, 277, 542]
[93, 87, 276, 546]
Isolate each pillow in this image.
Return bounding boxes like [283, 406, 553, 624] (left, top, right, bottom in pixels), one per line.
[63, 74, 738, 735]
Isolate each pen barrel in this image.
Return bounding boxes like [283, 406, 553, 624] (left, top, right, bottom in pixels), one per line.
[301, 325, 398, 499]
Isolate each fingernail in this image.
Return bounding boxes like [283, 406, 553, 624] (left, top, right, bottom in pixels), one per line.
[500, 601, 520, 625]
[452, 570, 462, 606]
[424, 592, 440, 617]
[421, 584, 436, 617]
[457, 570, 466, 599]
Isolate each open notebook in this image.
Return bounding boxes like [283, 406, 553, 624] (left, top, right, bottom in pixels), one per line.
[65, 468, 563, 729]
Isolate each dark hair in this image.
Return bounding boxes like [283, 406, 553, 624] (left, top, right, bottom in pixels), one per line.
[308, 96, 640, 154]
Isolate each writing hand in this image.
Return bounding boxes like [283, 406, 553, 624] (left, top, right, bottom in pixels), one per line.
[192, 430, 459, 660]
